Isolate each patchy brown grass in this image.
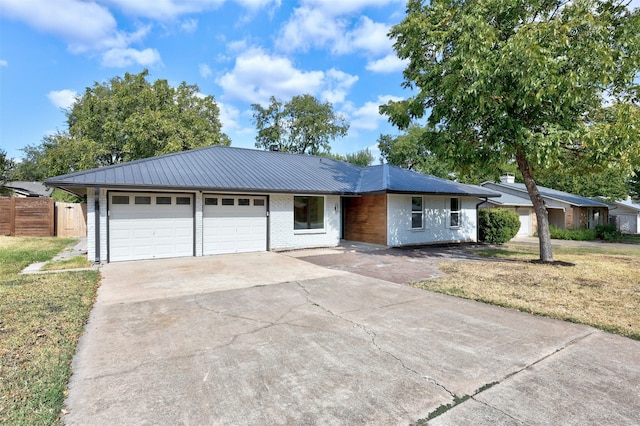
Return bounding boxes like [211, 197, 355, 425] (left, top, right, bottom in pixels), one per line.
[411, 242, 640, 340]
[0, 237, 100, 425]
[41, 256, 92, 271]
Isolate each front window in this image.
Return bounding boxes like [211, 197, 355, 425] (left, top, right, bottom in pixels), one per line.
[450, 198, 460, 227]
[411, 196, 423, 229]
[294, 196, 324, 230]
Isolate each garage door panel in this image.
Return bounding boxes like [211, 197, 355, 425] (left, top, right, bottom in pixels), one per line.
[203, 195, 267, 255]
[109, 193, 194, 262]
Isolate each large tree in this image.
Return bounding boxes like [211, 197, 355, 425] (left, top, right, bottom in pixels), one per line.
[378, 126, 519, 182]
[0, 149, 15, 195]
[34, 69, 229, 176]
[381, 0, 640, 262]
[251, 94, 349, 155]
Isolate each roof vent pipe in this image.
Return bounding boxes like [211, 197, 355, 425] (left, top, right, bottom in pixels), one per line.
[269, 144, 279, 152]
[500, 173, 515, 184]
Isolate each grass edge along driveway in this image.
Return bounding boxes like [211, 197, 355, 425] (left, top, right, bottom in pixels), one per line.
[412, 242, 640, 340]
[0, 237, 100, 426]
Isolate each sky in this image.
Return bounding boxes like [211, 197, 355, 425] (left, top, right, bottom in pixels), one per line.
[0, 0, 412, 162]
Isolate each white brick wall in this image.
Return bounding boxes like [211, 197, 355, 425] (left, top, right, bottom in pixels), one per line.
[387, 194, 477, 246]
[269, 194, 341, 250]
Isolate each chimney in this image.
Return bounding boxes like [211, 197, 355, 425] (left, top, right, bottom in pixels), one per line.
[500, 173, 515, 184]
[269, 144, 280, 152]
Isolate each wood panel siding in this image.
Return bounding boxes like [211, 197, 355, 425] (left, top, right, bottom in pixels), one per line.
[0, 197, 54, 236]
[343, 194, 387, 245]
[55, 202, 87, 238]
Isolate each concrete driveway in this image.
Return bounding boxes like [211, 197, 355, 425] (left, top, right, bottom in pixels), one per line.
[64, 251, 640, 425]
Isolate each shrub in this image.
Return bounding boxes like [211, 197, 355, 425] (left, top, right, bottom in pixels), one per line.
[595, 223, 617, 239]
[547, 225, 596, 241]
[478, 209, 521, 244]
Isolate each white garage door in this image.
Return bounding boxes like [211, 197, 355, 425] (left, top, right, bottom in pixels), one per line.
[517, 211, 531, 237]
[203, 195, 267, 255]
[109, 193, 194, 262]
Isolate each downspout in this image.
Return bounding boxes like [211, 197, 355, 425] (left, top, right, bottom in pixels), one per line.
[476, 197, 488, 243]
[94, 187, 100, 264]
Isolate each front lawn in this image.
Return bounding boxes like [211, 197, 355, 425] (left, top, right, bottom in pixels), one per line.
[412, 242, 640, 340]
[0, 237, 100, 425]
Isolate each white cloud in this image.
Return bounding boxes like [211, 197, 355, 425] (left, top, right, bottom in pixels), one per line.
[1, 0, 160, 66]
[217, 101, 241, 132]
[47, 89, 78, 109]
[366, 54, 407, 73]
[0, 59, 7, 67]
[332, 17, 391, 55]
[348, 94, 402, 130]
[101, 47, 161, 67]
[199, 64, 213, 78]
[276, 1, 399, 56]
[216, 47, 325, 104]
[180, 18, 198, 33]
[101, 0, 280, 20]
[321, 68, 358, 104]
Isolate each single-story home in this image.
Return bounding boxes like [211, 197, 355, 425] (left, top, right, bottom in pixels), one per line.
[2, 181, 53, 197]
[45, 146, 500, 263]
[599, 197, 640, 234]
[480, 175, 609, 235]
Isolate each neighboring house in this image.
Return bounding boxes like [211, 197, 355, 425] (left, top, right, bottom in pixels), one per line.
[600, 197, 640, 234]
[480, 175, 609, 233]
[2, 181, 53, 197]
[45, 146, 500, 263]
[478, 189, 535, 237]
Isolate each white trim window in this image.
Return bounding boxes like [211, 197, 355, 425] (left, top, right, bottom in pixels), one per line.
[450, 197, 460, 227]
[294, 196, 324, 230]
[411, 196, 423, 229]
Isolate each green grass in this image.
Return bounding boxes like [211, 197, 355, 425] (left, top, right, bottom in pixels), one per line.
[41, 256, 92, 271]
[622, 234, 640, 244]
[0, 237, 100, 425]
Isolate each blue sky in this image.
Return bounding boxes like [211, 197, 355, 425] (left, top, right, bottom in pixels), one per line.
[0, 0, 412, 162]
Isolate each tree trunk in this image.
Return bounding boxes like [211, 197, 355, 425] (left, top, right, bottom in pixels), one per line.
[515, 147, 554, 262]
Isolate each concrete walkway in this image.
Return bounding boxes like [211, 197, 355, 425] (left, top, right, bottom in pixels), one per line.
[64, 252, 640, 425]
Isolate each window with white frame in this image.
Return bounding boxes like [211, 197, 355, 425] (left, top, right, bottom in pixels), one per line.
[294, 196, 324, 230]
[450, 197, 460, 227]
[411, 196, 423, 229]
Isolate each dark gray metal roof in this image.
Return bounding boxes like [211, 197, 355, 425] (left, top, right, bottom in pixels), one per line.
[488, 182, 608, 208]
[45, 146, 500, 197]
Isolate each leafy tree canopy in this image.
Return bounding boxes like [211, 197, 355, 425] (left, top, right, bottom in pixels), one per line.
[381, 0, 640, 261]
[378, 125, 518, 182]
[345, 148, 375, 167]
[28, 69, 230, 178]
[535, 162, 630, 200]
[0, 149, 15, 195]
[252, 94, 349, 155]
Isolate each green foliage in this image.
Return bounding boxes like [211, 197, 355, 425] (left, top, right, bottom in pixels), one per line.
[535, 163, 630, 200]
[378, 125, 519, 182]
[0, 149, 15, 195]
[345, 148, 375, 167]
[546, 226, 597, 241]
[28, 69, 230, 178]
[12, 144, 48, 181]
[252, 94, 349, 155]
[595, 223, 623, 242]
[478, 209, 521, 244]
[381, 0, 640, 261]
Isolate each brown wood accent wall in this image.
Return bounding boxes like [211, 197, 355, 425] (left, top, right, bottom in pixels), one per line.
[343, 194, 387, 245]
[0, 197, 54, 236]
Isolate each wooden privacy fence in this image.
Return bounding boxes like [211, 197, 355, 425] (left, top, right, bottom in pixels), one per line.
[0, 197, 87, 237]
[55, 202, 87, 237]
[0, 197, 54, 236]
